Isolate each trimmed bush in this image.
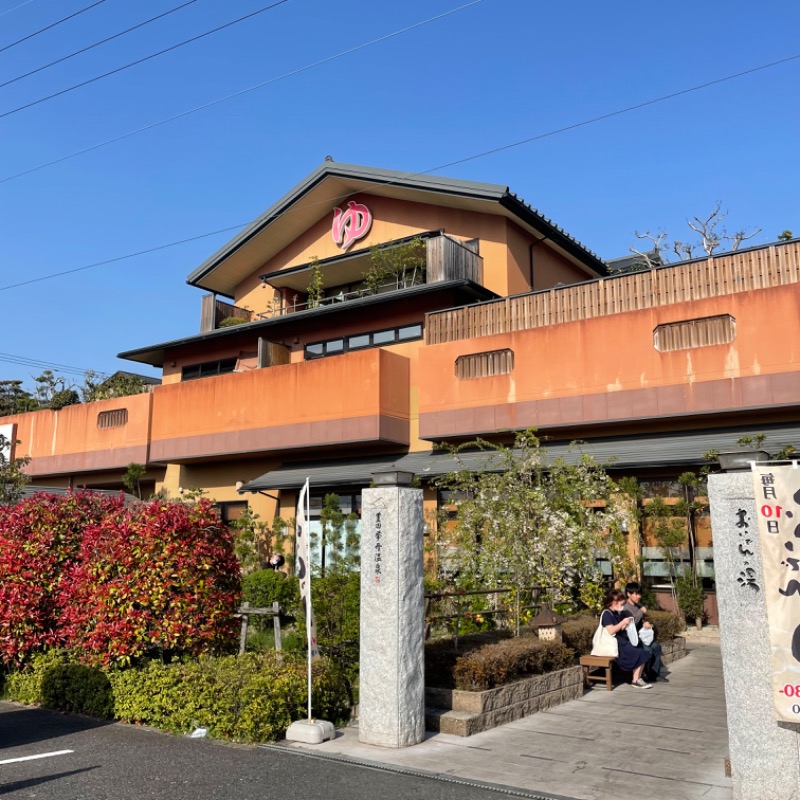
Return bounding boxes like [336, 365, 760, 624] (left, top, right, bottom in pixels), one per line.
[452, 637, 574, 691]
[6, 649, 351, 743]
[109, 652, 350, 742]
[425, 631, 513, 689]
[242, 569, 300, 621]
[41, 664, 114, 718]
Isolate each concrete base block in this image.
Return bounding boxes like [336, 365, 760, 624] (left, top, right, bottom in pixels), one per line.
[285, 719, 336, 744]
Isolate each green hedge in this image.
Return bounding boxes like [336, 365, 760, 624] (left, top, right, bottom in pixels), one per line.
[453, 637, 574, 691]
[5, 650, 351, 743]
[425, 610, 686, 691]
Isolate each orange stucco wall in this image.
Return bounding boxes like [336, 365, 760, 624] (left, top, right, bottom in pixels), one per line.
[418, 284, 800, 425]
[1, 394, 152, 474]
[150, 348, 409, 444]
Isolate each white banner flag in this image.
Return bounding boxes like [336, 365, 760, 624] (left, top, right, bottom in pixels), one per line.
[751, 464, 800, 723]
[296, 478, 319, 661]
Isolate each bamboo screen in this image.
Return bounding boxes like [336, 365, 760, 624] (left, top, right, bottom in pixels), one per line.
[455, 349, 515, 379]
[653, 314, 736, 352]
[426, 241, 800, 345]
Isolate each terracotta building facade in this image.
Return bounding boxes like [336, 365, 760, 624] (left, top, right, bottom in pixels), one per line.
[3, 162, 799, 588]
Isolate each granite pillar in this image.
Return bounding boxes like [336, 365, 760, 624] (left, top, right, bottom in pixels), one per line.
[359, 472, 425, 747]
[708, 472, 800, 800]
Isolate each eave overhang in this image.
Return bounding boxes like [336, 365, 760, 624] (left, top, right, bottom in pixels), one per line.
[118, 280, 497, 367]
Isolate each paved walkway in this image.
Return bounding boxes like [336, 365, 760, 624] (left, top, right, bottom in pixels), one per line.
[286, 643, 730, 800]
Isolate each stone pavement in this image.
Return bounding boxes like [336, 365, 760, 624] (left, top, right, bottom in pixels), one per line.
[285, 643, 730, 800]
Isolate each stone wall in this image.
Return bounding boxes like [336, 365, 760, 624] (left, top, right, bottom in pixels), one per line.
[425, 636, 687, 737]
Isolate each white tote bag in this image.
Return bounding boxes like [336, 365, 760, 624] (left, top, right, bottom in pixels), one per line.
[591, 617, 619, 658]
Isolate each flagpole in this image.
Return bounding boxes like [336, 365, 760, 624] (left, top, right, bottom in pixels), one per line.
[285, 476, 334, 745]
[303, 479, 312, 721]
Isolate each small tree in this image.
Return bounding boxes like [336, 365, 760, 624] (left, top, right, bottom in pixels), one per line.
[363, 237, 426, 293]
[0, 434, 30, 506]
[435, 430, 622, 608]
[306, 258, 325, 309]
[122, 462, 146, 499]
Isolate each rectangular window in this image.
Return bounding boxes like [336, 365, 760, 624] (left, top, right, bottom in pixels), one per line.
[348, 334, 370, 349]
[397, 324, 422, 341]
[654, 314, 735, 352]
[306, 343, 324, 358]
[182, 358, 237, 381]
[373, 329, 396, 345]
[455, 349, 514, 379]
[97, 408, 128, 429]
[216, 500, 248, 525]
[325, 339, 344, 354]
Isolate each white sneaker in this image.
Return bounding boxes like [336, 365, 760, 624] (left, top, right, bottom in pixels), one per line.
[632, 678, 652, 689]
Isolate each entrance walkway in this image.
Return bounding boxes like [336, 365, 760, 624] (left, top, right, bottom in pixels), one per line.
[286, 643, 730, 800]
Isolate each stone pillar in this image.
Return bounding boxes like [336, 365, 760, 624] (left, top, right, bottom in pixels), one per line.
[359, 471, 425, 747]
[708, 472, 800, 800]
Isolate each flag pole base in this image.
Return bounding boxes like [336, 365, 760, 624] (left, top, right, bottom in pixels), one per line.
[285, 719, 335, 744]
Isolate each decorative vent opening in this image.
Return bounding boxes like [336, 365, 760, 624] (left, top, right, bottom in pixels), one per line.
[455, 349, 514, 379]
[653, 314, 736, 352]
[97, 408, 128, 429]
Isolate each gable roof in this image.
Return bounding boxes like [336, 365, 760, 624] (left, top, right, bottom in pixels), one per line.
[186, 161, 608, 297]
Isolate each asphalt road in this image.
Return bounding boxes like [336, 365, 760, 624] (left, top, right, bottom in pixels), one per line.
[0, 702, 549, 800]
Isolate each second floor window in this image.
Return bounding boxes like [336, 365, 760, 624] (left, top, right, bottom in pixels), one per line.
[182, 358, 237, 381]
[305, 324, 423, 360]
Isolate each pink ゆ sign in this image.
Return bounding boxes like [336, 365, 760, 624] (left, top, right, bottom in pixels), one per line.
[332, 200, 372, 250]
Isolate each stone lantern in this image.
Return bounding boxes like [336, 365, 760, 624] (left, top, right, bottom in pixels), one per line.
[529, 607, 568, 643]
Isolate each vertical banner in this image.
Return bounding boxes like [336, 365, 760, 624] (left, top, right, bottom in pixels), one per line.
[295, 479, 319, 660]
[751, 464, 800, 723]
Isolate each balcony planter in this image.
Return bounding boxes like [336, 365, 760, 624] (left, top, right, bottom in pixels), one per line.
[716, 450, 770, 472]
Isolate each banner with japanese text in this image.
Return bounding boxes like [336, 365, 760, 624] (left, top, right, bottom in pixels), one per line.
[751, 464, 800, 723]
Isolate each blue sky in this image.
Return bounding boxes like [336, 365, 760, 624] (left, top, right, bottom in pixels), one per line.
[1, 0, 798, 387]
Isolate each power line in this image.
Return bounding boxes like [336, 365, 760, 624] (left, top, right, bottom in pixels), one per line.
[0, 0, 486, 185]
[0, 351, 106, 378]
[0, 0, 202, 91]
[0, 224, 247, 291]
[1, 49, 798, 294]
[0, 0, 108, 55]
[0, 0, 290, 122]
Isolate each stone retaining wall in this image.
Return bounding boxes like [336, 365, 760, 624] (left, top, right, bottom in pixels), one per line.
[425, 666, 584, 737]
[425, 636, 687, 737]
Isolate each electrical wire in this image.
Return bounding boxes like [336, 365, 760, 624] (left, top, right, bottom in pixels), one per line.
[0, 0, 485, 185]
[0, 351, 106, 377]
[0, 0, 290, 122]
[1, 48, 797, 293]
[0, 224, 247, 291]
[0, 0, 202, 91]
[0, 0, 108, 55]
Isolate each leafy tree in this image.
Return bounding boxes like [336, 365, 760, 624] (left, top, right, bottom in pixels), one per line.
[306, 258, 325, 309]
[122, 462, 146, 499]
[0, 380, 38, 416]
[229, 507, 292, 574]
[0, 434, 30, 506]
[33, 370, 80, 410]
[81, 370, 146, 402]
[363, 237, 426, 293]
[434, 430, 623, 607]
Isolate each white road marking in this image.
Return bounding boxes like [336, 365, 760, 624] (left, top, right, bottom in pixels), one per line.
[0, 749, 73, 765]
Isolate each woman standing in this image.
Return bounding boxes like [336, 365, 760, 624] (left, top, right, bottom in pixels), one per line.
[601, 588, 651, 688]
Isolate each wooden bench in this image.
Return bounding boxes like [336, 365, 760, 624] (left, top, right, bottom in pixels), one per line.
[580, 655, 615, 691]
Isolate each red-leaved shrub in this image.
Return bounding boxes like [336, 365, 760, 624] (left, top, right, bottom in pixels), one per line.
[0, 492, 241, 667]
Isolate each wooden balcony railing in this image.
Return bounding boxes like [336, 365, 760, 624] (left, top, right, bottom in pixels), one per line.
[425, 240, 800, 345]
[200, 295, 253, 332]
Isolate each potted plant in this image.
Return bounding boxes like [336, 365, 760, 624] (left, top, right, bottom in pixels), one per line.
[709, 434, 770, 473]
[675, 574, 706, 630]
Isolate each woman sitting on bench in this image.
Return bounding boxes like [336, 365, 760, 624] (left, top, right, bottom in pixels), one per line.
[601, 588, 652, 689]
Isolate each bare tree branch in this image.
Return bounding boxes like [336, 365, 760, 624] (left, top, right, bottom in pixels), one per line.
[729, 227, 763, 251]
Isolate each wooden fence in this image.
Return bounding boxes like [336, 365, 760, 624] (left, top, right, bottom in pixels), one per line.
[425, 241, 800, 345]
